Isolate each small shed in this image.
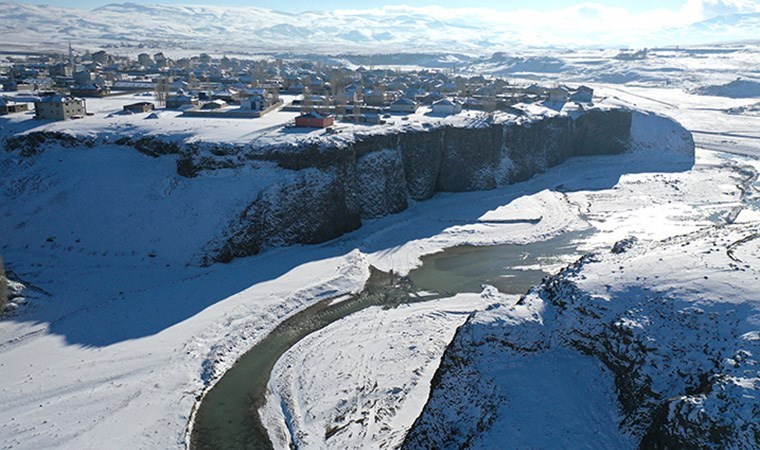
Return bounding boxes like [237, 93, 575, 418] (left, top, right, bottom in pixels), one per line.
[123, 102, 155, 113]
[0, 97, 29, 115]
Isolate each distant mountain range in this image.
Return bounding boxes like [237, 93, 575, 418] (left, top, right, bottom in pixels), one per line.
[0, 2, 758, 55]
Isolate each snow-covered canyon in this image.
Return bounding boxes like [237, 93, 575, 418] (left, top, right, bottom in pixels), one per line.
[2, 56, 760, 450]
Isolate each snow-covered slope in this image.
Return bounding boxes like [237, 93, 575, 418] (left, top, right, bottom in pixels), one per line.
[1, 2, 759, 54]
[405, 223, 760, 449]
[0, 2, 503, 54]
[465, 46, 760, 88]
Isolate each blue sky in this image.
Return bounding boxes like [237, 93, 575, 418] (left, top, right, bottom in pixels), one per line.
[13, 0, 697, 13]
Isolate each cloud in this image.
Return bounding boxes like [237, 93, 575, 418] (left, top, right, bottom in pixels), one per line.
[334, 1, 759, 47]
[683, 0, 760, 19]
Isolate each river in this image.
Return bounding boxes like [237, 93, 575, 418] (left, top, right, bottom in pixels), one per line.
[189, 230, 589, 449]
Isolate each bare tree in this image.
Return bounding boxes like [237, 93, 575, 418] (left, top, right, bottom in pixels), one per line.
[154, 77, 169, 107]
[321, 95, 331, 116]
[353, 97, 361, 123]
[335, 97, 347, 116]
[352, 84, 363, 122]
[268, 84, 280, 103]
[300, 87, 313, 113]
[0, 257, 7, 314]
[328, 68, 349, 97]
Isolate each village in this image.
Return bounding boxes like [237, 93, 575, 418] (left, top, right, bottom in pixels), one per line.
[0, 47, 594, 135]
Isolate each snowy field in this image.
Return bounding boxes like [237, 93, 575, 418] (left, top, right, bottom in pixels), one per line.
[1, 54, 760, 448]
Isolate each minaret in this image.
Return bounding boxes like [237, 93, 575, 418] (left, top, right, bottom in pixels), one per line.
[68, 41, 74, 74]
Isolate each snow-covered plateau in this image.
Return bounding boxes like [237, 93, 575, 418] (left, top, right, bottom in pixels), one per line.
[2, 64, 760, 450]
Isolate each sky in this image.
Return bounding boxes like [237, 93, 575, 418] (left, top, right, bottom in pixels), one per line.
[8, 0, 760, 48]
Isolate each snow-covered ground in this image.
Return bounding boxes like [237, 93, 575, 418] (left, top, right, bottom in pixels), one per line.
[259, 294, 495, 449]
[257, 145, 757, 449]
[406, 222, 759, 449]
[0, 91, 593, 151]
[2, 60, 760, 449]
[596, 84, 760, 158]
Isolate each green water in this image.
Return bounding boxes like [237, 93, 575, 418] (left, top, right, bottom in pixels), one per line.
[189, 231, 587, 450]
[409, 231, 586, 295]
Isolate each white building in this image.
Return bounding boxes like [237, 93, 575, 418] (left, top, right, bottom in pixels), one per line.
[34, 95, 86, 120]
[431, 98, 463, 115]
[241, 95, 268, 111]
[389, 97, 418, 114]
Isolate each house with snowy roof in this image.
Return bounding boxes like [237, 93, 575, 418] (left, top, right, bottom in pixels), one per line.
[389, 97, 419, 114]
[166, 93, 199, 109]
[431, 98, 462, 115]
[569, 85, 594, 103]
[0, 97, 29, 115]
[70, 83, 110, 97]
[34, 95, 86, 120]
[548, 86, 570, 103]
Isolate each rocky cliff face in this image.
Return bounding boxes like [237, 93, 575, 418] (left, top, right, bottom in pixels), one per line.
[403, 223, 759, 449]
[4, 107, 683, 265]
[206, 108, 637, 263]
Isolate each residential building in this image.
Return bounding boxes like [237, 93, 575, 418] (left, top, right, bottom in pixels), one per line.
[295, 111, 334, 128]
[431, 98, 462, 115]
[389, 97, 418, 114]
[34, 95, 86, 120]
[123, 102, 155, 113]
[201, 99, 227, 110]
[166, 93, 199, 109]
[70, 83, 110, 97]
[241, 95, 268, 111]
[91, 50, 110, 65]
[548, 86, 570, 102]
[137, 53, 154, 67]
[570, 86, 594, 103]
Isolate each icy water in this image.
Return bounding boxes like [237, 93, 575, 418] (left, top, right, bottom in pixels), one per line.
[410, 231, 587, 295]
[189, 231, 588, 450]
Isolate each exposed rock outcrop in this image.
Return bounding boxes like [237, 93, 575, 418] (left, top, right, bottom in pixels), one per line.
[404, 224, 759, 449]
[214, 167, 361, 263]
[3, 107, 693, 265]
[207, 108, 649, 262]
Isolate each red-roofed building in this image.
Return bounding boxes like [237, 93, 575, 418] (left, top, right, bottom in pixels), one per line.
[295, 111, 334, 128]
